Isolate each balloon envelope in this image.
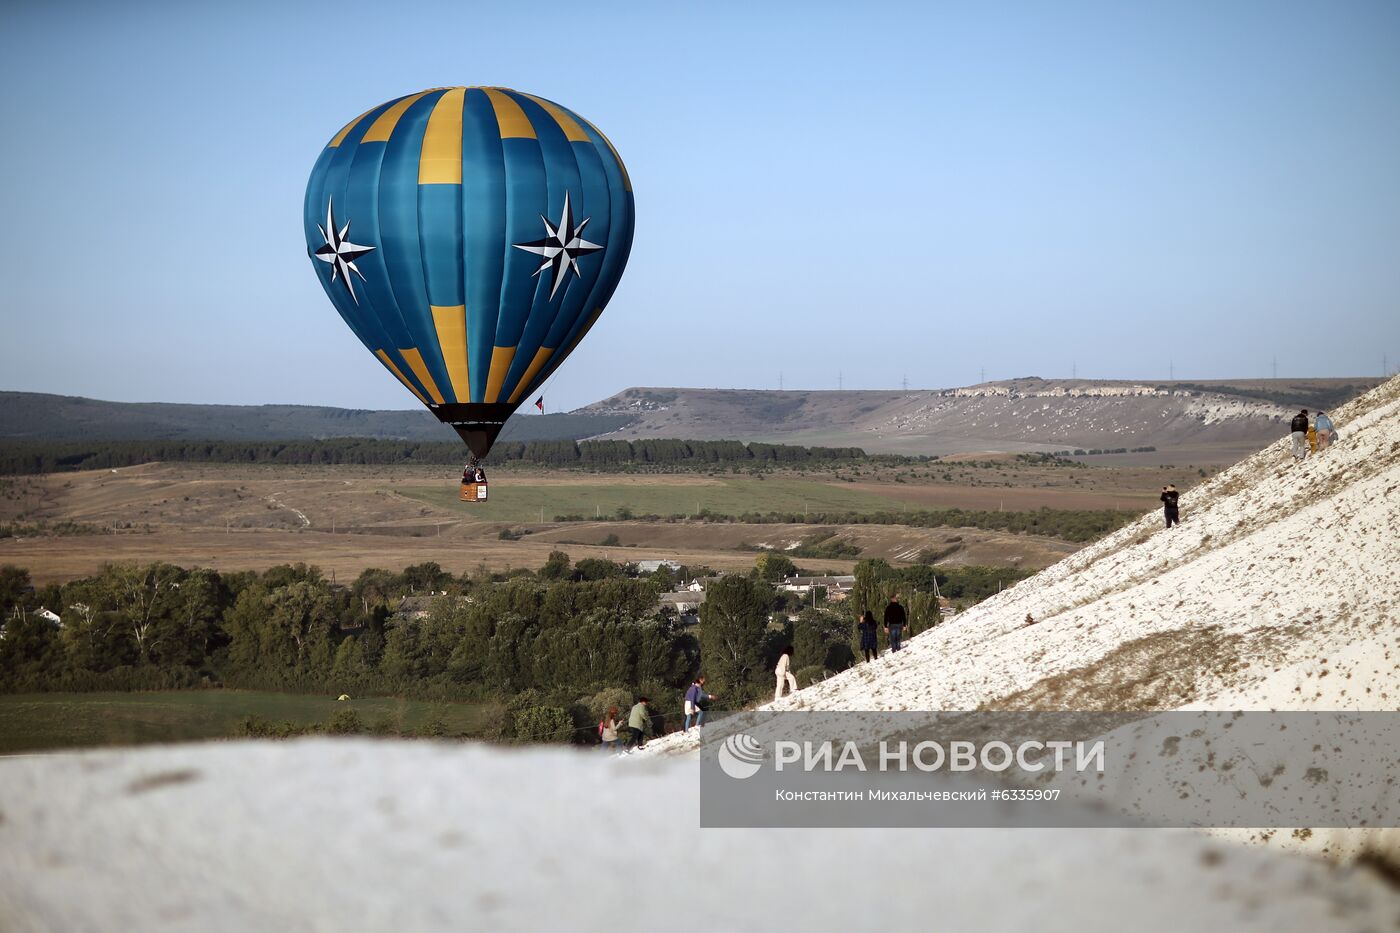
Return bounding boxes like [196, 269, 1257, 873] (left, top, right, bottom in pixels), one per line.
[304, 87, 635, 459]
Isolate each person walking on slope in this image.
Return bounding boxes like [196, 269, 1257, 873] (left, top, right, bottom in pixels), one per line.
[1315, 411, 1338, 452]
[1160, 484, 1180, 528]
[857, 610, 879, 663]
[774, 646, 798, 702]
[598, 706, 623, 752]
[1289, 409, 1310, 461]
[683, 676, 716, 731]
[883, 594, 907, 654]
[626, 697, 652, 749]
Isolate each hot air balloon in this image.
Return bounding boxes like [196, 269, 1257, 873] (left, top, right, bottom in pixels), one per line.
[303, 86, 635, 482]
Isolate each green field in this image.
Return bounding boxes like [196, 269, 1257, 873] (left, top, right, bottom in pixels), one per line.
[0, 691, 498, 754]
[397, 475, 917, 522]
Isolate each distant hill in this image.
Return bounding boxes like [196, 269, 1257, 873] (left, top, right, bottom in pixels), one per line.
[579, 378, 1383, 457]
[2, 377, 1380, 458]
[0, 392, 634, 444]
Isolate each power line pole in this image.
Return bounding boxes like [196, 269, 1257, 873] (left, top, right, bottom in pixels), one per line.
[1071, 362, 1077, 379]
[980, 367, 986, 384]
[1272, 356, 1277, 380]
[902, 374, 908, 391]
[1169, 359, 1174, 381]
[838, 370, 843, 391]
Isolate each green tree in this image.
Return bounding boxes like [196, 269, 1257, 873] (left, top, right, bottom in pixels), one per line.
[104, 562, 184, 664]
[699, 575, 774, 699]
[352, 568, 398, 614]
[539, 550, 572, 582]
[0, 565, 32, 620]
[753, 552, 797, 582]
[850, 559, 896, 617]
[0, 612, 63, 689]
[791, 608, 855, 672]
[903, 591, 941, 638]
[401, 562, 452, 594]
[265, 580, 337, 670]
[573, 558, 623, 581]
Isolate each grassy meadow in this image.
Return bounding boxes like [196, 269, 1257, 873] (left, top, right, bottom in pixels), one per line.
[396, 475, 919, 523]
[0, 691, 498, 754]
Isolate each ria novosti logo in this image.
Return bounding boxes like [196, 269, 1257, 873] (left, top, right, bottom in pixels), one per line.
[714, 735, 1107, 779]
[717, 733, 764, 779]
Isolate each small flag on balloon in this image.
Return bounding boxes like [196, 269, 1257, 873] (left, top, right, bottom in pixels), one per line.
[534, 396, 545, 414]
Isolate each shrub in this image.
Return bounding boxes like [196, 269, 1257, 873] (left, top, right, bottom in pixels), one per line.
[513, 705, 573, 744]
[326, 708, 365, 735]
[232, 715, 308, 739]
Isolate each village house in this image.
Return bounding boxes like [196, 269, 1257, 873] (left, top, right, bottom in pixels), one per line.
[392, 592, 464, 620]
[657, 589, 705, 626]
[778, 575, 856, 601]
[636, 560, 681, 574]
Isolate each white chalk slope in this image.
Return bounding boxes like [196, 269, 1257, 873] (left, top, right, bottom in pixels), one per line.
[3, 740, 1400, 932]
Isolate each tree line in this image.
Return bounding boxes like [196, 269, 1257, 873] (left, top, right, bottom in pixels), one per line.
[0, 554, 1029, 743]
[556, 506, 1135, 543]
[0, 438, 876, 475]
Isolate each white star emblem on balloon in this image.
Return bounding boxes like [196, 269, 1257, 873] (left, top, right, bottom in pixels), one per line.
[513, 191, 604, 299]
[314, 198, 376, 304]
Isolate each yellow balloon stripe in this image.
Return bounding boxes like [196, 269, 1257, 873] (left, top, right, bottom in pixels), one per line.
[362, 89, 439, 143]
[328, 104, 378, 148]
[521, 93, 589, 142]
[418, 88, 465, 184]
[431, 304, 471, 403]
[485, 346, 517, 403]
[375, 349, 429, 405]
[483, 88, 536, 139]
[399, 348, 446, 405]
[508, 347, 555, 404]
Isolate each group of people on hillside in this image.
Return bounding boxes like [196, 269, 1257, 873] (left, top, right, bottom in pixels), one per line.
[598, 675, 723, 751]
[857, 593, 908, 661]
[1160, 408, 1342, 529]
[597, 697, 657, 752]
[599, 596, 914, 751]
[597, 679, 715, 752]
[1289, 409, 1338, 462]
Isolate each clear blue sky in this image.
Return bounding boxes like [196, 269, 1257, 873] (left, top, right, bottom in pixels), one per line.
[2, 0, 1397, 411]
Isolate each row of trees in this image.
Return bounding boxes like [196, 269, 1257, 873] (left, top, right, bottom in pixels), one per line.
[0, 437, 875, 475]
[558, 506, 1134, 543]
[1, 553, 1001, 741]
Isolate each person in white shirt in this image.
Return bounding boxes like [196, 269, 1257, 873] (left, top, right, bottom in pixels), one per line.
[598, 706, 622, 752]
[774, 645, 797, 702]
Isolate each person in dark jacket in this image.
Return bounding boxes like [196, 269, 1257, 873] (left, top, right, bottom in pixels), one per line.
[1289, 410, 1310, 461]
[883, 594, 907, 654]
[1160, 484, 1180, 528]
[857, 610, 879, 663]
